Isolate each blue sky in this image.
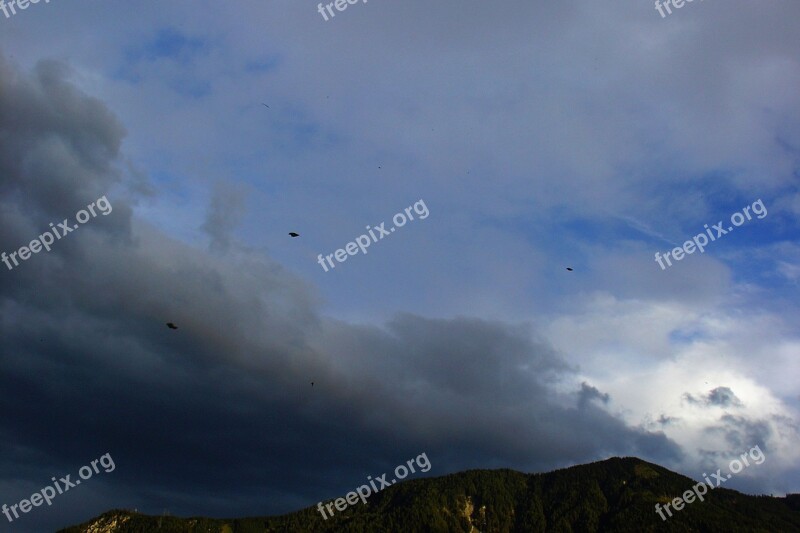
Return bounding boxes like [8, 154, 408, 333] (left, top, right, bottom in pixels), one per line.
[1, 0, 799, 531]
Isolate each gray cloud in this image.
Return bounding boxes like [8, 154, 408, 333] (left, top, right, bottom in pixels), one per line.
[658, 414, 679, 426]
[0, 1, 797, 531]
[578, 382, 610, 410]
[200, 181, 246, 253]
[0, 54, 684, 532]
[683, 386, 744, 408]
[708, 387, 744, 408]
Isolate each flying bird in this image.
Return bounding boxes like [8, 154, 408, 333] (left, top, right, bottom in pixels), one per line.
[166, 323, 178, 330]
[566, 267, 573, 271]
[289, 232, 300, 238]
[262, 103, 270, 108]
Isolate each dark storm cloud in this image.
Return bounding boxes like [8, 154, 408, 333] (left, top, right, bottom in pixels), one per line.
[683, 386, 744, 408]
[0, 54, 681, 531]
[708, 387, 744, 407]
[0, 56, 127, 223]
[578, 382, 610, 409]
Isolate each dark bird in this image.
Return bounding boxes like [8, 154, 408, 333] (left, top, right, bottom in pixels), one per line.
[311, 382, 314, 386]
[166, 323, 178, 330]
[289, 232, 300, 238]
[262, 103, 270, 108]
[566, 267, 573, 271]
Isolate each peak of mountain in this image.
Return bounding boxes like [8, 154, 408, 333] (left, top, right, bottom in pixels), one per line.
[59, 456, 800, 532]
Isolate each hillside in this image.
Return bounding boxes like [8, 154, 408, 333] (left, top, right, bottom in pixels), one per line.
[59, 457, 800, 532]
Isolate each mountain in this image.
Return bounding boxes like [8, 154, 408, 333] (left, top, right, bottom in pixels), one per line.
[59, 457, 800, 532]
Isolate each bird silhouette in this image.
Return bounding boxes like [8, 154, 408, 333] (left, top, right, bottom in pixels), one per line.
[566, 267, 573, 271]
[166, 323, 178, 330]
[262, 103, 270, 108]
[289, 232, 300, 238]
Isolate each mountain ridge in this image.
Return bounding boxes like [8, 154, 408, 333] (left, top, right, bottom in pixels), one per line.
[59, 456, 800, 532]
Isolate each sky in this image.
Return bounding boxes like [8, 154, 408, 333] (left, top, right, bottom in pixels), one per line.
[1, 0, 799, 531]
